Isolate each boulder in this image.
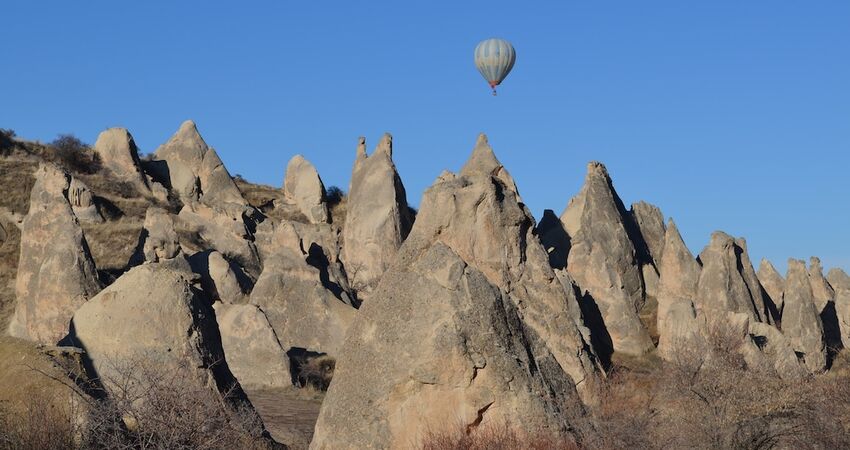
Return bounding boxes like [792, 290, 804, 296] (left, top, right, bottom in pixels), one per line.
[341, 134, 413, 301]
[93, 128, 151, 193]
[213, 303, 291, 390]
[8, 163, 101, 344]
[758, 259, 785, 314]
[694, 232, 767, 324]
[282, 155, 328, 224]
[140, 207, 181, 263]
[828, 268, 850, 349]
[68, 261, 264, 421]
[178, 202, 261, 277]
[655, 219, 703, 360]
[153, 120, 246, 209]
[251, 221, 356, 357]
[782, 259, 826, 373]
[310, 242, 583, 449]
[68, 177, 103, 223]
[561, 162, 654, 356]
[189, 250, 248, 303]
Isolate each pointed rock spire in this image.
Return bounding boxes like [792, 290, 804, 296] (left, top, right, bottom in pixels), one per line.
[656, 219, 703, 359]
[828, 268, 850, 349]
[341, 134, 414, 301]
[8, 163, 101, 344]
[460, 133, 518, 195]
[93, 127, 151, 193]
[561, 161, 653, 356]
[694, 232, 767, 323]
[758, 259, 785, 313]
[808, 257, 835, 311]
[282, 154, 328, 224]
[783, 259, 827, 373]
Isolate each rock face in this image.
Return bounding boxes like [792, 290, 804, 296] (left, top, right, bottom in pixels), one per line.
[459, 133, 519, 195]
[153, 120, 246, 208]
[341, 134, 413, 301]
[655, 220, 703, 359]
[68, 177, 103, 223]
[629, 202, 666, 299]
[213, 303, 291, 390]
[537, 209, 570, 269]
[93, 127, 151, 193]
[8, 163, 101, 344]
[311, 137, 598, 449]
[282, 155, 328, 224]
[782, 259, 827, 373]
[758, 259, 785, 314]
[140, 207, 181, 263]
[807, 257, 841, 352]
[694, 232, 768, 324]
[178, 203, 261, 277]
[828, 268, 850, 349]
[561, 162, 654, 356]
[68, 262, 259, 414]
[251, 221, 356, 357]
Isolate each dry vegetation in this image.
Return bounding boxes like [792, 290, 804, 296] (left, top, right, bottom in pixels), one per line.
[0, 351, 277, 450]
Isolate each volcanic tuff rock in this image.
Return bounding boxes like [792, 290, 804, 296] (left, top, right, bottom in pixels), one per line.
[828, 268, 850, 348]
[459, 133, 519, 195]
[178, 202, 261, 277]
[694, 232, 768, 324]
[561, 161, 654, 356]
[807, 256, 842, 352]
[537, 209, 570, 269]
[758, 259, 785, 313]
[153, 120, 246, 208]
[655, 219, 703, 359]
[341, 134, 413, 301]
[68, 177, 103, 223]
[251, 221, 356, 357]
[8, 163, 101, 344]
[629, 202, 666, 299]
[282, 155, 328, 224]
[213, 303, 292, 390]
[782, 259, 827, 373]
[93, 127, 151, 193]
[312, 137, 600, 449]
[138, 207, 181, 263]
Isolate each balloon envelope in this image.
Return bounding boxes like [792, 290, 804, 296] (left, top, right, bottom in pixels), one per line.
[474, 38, 516, 90]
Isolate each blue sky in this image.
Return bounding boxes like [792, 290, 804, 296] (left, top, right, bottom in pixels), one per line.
[2, 1, 848, 273]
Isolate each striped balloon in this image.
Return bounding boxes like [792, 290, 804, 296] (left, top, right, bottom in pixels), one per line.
[474, 38, 516, 95]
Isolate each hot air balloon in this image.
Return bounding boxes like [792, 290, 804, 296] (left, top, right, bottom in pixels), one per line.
[474, 38, 516, 95]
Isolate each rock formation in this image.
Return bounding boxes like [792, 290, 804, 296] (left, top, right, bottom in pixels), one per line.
[153, 120, 246, 208]
[68, 177, 103, 223]
[311, 136, 599, 449]
[341, 134, 413, 301]
[251, 221, 356, 357]
[213, 303, 291, 390]
[758, 259, 785, 314]
[828, 268, 850, 349]
[68, 262, 256, 408]
[808, 257, 841, 352]
[694, 232, 767, 324]
[93, 127, 151, 193]
[655, 219, 703, 359]
[561, 162, 654, 356]
[178, 202, 261, 276]
[282, 155, 328, 224]
[537, 209, 570, 269]
[629, 202, 666, 299]
[189, 250, 248, 303]
[138, 207, 181, 263]
[8, 163, 101, 344]
[782, 259, 826, 373]
[459, 133, 519, 195]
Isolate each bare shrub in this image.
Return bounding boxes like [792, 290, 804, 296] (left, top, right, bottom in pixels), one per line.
[0, 389, 81, 450]
[420, 421, 578, 450]
[295, 355, 335, 391]
[43, 134, 101, 174]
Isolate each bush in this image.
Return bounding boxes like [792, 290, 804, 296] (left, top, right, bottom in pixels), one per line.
[420, 421, 578, 450]
[46, 134, 101, 174]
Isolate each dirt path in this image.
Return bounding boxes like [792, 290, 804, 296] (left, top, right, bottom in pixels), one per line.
[247, 388, 324, 449]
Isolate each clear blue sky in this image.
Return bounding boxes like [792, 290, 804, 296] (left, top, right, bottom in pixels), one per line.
[2, 1, 848, 274]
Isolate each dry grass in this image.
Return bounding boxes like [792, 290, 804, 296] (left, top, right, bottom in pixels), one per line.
[80, 218, 144, 273]
[420, 421, 579, 450]
[0, 157, 37, 216]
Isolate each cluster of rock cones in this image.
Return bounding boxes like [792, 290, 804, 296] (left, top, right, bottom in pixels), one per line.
[2, 121, 848, 449]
